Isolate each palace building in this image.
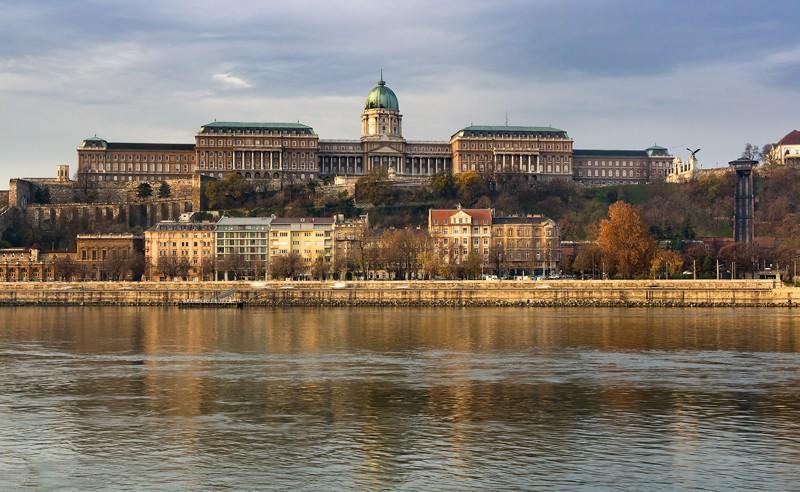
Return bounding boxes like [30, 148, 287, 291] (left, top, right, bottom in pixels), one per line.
[75, 75, 671, 186]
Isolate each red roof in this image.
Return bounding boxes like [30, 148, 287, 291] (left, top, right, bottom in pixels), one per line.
[777, 130, 800, 146]
[429, 208, 492, 225]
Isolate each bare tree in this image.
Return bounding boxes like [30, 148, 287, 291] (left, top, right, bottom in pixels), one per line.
[176, 257, 191, 280]
[219, 252, 247, 280]
[311, 254, 331, 280]
[157, 255, 180, 280]
[741, 143, 762, 162]
[54, 255, 78, 281]
[270, 252, 303, 280]
[201, 256, 216, 281]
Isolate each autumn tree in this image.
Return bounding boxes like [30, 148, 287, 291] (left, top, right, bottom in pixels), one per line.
[418, 250, 441, 279]
[596, 201, 656, 278]
[463, 250, 483, 279]
[650, 249, 685, 279]
[572, 243, 602, 279]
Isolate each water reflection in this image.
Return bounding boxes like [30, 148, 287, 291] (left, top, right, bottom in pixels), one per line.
[1, 307, 800, 489]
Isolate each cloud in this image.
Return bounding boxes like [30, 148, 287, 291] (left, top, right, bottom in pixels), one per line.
[212, 72, 251, 89]
[0, 0, 800, 185]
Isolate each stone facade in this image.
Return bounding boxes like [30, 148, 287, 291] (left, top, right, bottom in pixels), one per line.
[69, 76, 669, 186]
[77, 138, 195, 182]
[451, 126, 573, 180]
[75, 234, 144, 280]
[428, 207, 561, 275]
[144, 219, 216, 281]
[428, 207, 494, 266]
[0, 248, 71, 281]
[491, 216, 560, 275]
[573, 146, 673, 186]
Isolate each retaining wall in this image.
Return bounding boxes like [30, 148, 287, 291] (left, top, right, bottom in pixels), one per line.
[0, 280, 795, 307]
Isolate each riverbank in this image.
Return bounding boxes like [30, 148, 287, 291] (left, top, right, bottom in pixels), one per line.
[0, 280, 796, 307]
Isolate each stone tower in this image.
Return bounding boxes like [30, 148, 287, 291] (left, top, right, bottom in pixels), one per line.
[729, 158, 757, 244]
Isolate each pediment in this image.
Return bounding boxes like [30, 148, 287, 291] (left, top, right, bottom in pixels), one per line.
[370, 145, 403, 154]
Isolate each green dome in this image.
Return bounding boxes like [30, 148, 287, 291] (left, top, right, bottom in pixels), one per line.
[364, 78, 399, 111]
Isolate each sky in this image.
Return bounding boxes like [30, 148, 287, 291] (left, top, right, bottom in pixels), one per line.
[1, 0, 799, 185]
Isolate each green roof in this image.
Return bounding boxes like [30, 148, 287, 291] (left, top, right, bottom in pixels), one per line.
[462, 125, 565, 133]
[453, 125, 568, 138]
[646, 144, 668, 151]
[365, 79, 399, 111]
[201, 121, 314, 133]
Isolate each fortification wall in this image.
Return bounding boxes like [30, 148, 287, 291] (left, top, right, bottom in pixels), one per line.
[13, 177, 196, 205]
[0, 280, 795, 307]
[24, 198, 195, 230]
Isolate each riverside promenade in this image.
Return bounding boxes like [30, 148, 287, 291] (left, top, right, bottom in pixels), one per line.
[0, 280, 796, 307]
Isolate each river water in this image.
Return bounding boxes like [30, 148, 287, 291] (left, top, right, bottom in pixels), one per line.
[1, 307, 800, 490]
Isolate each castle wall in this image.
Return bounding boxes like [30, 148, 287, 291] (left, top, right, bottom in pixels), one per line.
[24, 198, 194, 230]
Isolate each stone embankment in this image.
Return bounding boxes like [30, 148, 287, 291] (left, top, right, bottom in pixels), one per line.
[0, 280, 796, 307]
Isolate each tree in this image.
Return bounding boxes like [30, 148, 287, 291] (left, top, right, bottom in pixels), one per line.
[596, 201, 656, 278]
[157, 181, 172, 198]
[54, 255, 78, 281]
[463, 250, 483, 279]
[200, 257, 216, 281]
[250, 258, 268, 280]
[430, 171, 457, 199]
[488, 243, 508, 278]
[204, 174, 254, 210]
[127, 252, 145, 281]
[650, 249, 685, 279]
[355, 171, 393, 204]
[741, 143, 761, 162]
[219, 252, 247, 280]
[311, 254, 331, 280]
[418, 250, 441, 279]
[455, 171, 489, 204]
[136, 182, 153, 199]
[270, 251, 303, 280]
[572, 243, 602, 279]
[101, 251, 129, 280]
[176, 258, 191, 280]
[157, 255, 180, 280]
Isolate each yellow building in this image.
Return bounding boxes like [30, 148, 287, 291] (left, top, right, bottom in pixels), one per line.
[144, 219, 216, 281]
[269, 217, 336, 278]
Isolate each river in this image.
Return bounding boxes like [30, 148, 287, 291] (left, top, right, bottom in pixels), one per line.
[1, 307, 800, 490]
